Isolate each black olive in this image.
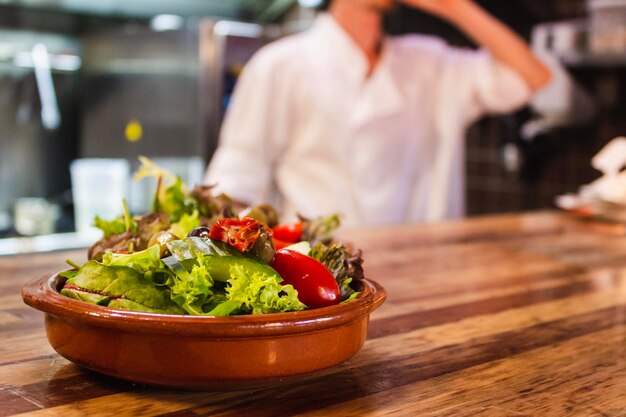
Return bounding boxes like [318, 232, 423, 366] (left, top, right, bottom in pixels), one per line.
[248, 230, 276, 264]
[188, 226, 211, 239]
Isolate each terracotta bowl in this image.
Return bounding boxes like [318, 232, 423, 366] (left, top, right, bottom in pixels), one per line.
[22, 273, 386, 390]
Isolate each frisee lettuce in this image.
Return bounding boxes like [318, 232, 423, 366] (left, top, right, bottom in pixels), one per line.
[169, 254, 215, 315]
[226, 264, 305, 314]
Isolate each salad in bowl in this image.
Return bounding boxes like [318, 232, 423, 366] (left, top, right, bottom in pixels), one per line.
[21, 157, 385, 389]
[61, 157, 364, 317]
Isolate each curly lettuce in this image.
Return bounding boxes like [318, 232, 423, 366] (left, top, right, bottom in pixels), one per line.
[169, 254, 216, 315]
[226, 264, 305, 314]
[164, 247, 305, 315]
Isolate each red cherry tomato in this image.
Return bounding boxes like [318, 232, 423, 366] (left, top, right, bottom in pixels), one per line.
[209, 218, 267, 252]
[270, 249, 340, 308]
[272, 238, 293, 250]
[272, 222, 303, 243]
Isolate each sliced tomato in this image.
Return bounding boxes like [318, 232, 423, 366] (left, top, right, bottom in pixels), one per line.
[270, 249, 340, 308]
[272, 222, 303, 243]
[209, 217, 268, 252]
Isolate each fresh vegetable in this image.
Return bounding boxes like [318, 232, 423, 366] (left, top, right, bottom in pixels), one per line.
[300, 214, 341, 245]
[166, 253, 304, 316]
[147, 231, 178, 258]
[209, 218, 275, 263]
[62, 240, 305, 316]
[167, 238, 281, 283]
[88, 212, 169, 261]
[67, 157, 364, 316]
[209, 218, 263, 252]
[60, 261, 184, 314]
[283, 241, 311, 256]
[270, 249, 340, 309]
[273, 238, 294, 250]
[102, 244, 163, 273]
[168, 210, 200, 241]
[238, 204, 279, 228]
[188, 226, 211, 239]
[309, 242, 363, 301]
[164, 237, 305, 314]
[93, 199, 136, 239]
[189, 185, 237, 220]
[226, 263, 304, 314]
[272, 222, 303, 243]
[93, 216, 127, 239]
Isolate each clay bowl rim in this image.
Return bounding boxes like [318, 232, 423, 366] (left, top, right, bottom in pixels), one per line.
[22, 272, 387, 338]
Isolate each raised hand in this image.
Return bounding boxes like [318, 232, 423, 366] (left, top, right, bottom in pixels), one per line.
[397, 0, 472, 20]
[398, 0, 551, 91]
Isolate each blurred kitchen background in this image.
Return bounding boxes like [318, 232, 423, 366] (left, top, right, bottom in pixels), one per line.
[0, 0, 625, 252]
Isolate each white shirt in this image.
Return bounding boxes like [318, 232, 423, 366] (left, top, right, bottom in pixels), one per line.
[205, 14, 532, 227]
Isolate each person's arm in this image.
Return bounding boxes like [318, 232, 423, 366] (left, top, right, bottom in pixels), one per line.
[399, 0, 551, 91]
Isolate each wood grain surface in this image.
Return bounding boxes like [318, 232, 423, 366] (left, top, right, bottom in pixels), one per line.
[1, 211, 625, 416]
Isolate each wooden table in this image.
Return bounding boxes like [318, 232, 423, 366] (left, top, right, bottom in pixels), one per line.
[2, 211, 626, 416]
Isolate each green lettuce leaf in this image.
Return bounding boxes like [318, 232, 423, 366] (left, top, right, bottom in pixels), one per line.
[156, 177, 198, 222]
[226, 264, 305, 314]
[60, 261, 184, 314]
[101, 245, 163, 276]
[59, 269, 78, 280]
[107, 298, 181, 313]
[168, 254, 215, 315]
[204, 299, 241, 316]
[168, 210, 200, 240]
[93, 216, 127, 238]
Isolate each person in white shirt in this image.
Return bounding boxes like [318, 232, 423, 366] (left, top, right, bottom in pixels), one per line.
[205, 0, 551, 227]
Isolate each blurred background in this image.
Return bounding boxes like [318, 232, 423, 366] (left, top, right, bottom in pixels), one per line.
[0, 0, 625, 250]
